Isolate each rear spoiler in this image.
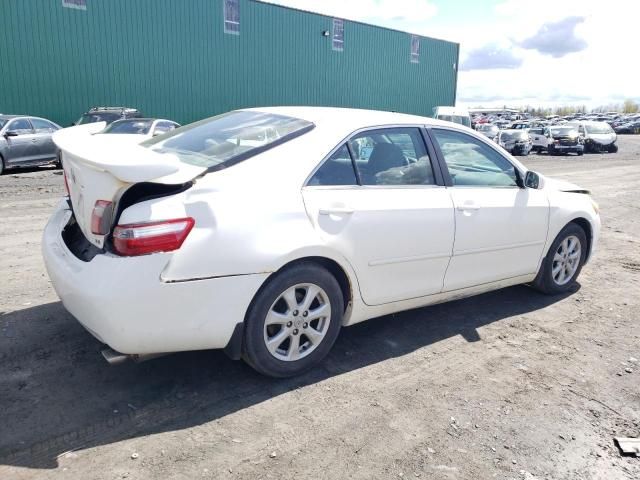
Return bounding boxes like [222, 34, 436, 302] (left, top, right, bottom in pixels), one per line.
[53, 124, 207, 185]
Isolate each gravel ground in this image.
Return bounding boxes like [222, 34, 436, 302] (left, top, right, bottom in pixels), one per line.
[1, 137, 639, 480]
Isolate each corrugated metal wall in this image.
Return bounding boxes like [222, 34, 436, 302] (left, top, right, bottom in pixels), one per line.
[0, 0, 459, 126]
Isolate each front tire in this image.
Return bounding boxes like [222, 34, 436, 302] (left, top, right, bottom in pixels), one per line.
[608, 143, 618, 153]
[0, 155, 4, 175]
[242, 262, 344, 377]
[532, 224, 587, 295]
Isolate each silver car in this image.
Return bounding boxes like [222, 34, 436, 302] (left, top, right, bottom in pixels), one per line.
[0, 115, 62, 174]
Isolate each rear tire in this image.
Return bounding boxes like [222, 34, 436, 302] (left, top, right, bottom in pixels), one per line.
[0, 155, 4, 175]
[242, 262, 344, 377]
[532, 223, 587, 295]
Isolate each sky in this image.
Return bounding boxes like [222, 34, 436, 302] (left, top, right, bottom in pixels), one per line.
[264, 0, 640, 109]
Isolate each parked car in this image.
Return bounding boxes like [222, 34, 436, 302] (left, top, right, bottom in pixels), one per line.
[43, 107, 600, 377]
[433, 106, 471, 128]
[75, 107, 142, 126]
[100, 118, 181, 142]
[475, 123, 499, 142]
[614, 121, 640, 134]
[569, 121, 618, 153]
[529, 127, 549, 153]
[498, 129, 532, 156]
[0, 115, 62, 174]
[546, 127, 584, 156]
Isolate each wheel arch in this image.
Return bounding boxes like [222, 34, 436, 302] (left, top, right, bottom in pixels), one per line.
[568, 217, 593, 262]
[224, 254, 357, 361]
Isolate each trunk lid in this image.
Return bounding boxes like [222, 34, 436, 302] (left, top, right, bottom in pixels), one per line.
[53, 123, 206, 248]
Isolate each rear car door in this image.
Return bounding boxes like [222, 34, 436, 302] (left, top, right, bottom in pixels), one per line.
[30, 118, 60, 161]
[429, 128, 549, 291]
[302, 127, 455, 306]
[3, 118, 37, 165]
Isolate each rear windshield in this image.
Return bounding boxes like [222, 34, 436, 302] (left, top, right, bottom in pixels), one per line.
[437, 115, 471, 128]
[143, 111, 314, 169]
[77, 112, 121, 125]
[501, 131, 528, 140]
[585, 123, 613, 134]
[549, 127, 578, 136]
[104, 119, 153, 134]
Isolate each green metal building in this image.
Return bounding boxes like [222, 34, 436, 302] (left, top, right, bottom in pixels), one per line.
[0, 0, 459, 126]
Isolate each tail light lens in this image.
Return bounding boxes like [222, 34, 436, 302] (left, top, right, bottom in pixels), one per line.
[91, 200, 114, 235]
[113, 218, 195, 257]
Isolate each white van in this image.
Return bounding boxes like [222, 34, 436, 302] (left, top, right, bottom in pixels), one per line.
[433, 106, 471, 128]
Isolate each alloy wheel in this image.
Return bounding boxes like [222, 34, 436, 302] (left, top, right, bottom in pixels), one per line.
[263, 283, 331, 361]
[551, 235, 581, 286]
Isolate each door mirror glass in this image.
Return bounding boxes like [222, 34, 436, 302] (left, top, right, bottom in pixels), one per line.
[524, 171, 542, 189]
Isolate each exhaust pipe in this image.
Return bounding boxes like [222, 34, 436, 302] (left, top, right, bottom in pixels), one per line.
[101, 347, 167, 365]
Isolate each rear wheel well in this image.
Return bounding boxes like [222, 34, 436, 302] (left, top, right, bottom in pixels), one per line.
[569, 218, 592, 261]
[275, 257, 353, 313]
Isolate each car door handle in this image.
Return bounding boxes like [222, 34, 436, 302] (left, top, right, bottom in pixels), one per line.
[319, 207, 354, 215]
[456, 204, 480, 211]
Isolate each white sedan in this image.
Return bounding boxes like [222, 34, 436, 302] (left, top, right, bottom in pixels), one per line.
[43, 107, 600, 377]
[99, 118, 180, 142]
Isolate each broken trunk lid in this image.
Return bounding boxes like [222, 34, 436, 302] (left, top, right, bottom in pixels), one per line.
[53, 124, 207, 249]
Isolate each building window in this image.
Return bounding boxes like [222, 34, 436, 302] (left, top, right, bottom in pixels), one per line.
[410, 35, 420, 63]
[224, 0, 240, 35]
[62, 0, 86, 10]
[332, 19, 344, 52]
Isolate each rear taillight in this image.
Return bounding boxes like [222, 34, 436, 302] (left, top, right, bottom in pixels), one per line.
[112, 218, 195, 257]
[91, 200, 114, 235]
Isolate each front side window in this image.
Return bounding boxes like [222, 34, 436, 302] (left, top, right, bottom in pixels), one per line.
[349, 128, 435, 186]
[7, 119, 33, 134]
[143, 110, 314, 170]
[103, 119, 153, 134]
[332, 19, 344, 51]
[153, 121, 179, 136]
[224, 0, 240, 35]
[432, 129, 518, 187]
[30, 118, 59, 133]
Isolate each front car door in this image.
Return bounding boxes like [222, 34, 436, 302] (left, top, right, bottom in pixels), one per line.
[3, 118, 37, 166]
[303, 127, 455, 306]
[429, 128, 549, 292]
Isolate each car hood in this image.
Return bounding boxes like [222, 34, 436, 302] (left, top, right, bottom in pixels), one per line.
[542, 176, 589, 194]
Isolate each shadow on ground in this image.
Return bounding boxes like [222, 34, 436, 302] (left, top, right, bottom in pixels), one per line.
[0, 283, 577, 469]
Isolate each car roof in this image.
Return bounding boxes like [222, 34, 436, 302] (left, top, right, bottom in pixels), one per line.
[241, 106, 455, 132]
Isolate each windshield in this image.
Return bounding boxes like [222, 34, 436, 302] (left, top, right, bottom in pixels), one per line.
[143, 111, 314, 169]
[549, 127, 579, 136]
[437, 115, 471, 128]
[0, 119, 7, 130]
[585, 123, 613, 134]
[103, 119, 153, 135]
[77, 112, 121, 125]
[500, 131, 528, 141]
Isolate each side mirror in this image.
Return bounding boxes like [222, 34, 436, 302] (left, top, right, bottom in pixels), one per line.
[524, 171, 543, 189]
[4, 130, 19, 137]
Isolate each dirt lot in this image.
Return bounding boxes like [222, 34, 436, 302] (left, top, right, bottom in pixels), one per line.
[1, 137, 639, 480]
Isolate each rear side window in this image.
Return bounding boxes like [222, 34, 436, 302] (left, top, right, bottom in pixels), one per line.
[30, 118, 58, 132]
[308, 145, 357, 186]
[309, 128, 436, 187]
[143, 111, 314, 170]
